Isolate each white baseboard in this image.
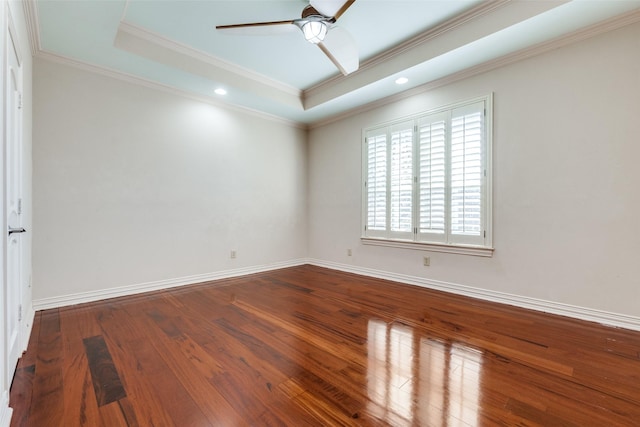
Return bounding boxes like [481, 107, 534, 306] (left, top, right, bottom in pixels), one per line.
[0, 392, 12, 427]
[31, 258, 640, 332]
[308, 259, 640, 332]
[32, 259, 307, 310]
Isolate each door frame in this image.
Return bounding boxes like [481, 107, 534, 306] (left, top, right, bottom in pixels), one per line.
[0, 2, 9, 425]
[4, 6, 23, 387]
[2, 4, 31, 423]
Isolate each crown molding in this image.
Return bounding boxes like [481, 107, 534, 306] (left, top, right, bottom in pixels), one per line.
[36, 50, 307, 130]
[309, 8, 640, 129]
[363, 0, 512, 70]
[22, 0, 41, 56]
[117, 20, 302, 99]
[304, 0, 511, 97]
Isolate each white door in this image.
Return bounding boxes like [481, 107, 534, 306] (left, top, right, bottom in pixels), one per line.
[5, 19, 23, 383]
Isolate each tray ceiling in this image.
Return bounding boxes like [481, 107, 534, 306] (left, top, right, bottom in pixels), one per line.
[30, 0, 640, 125]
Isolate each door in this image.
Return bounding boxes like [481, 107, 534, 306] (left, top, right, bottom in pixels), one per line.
[5, 18, 23, 383]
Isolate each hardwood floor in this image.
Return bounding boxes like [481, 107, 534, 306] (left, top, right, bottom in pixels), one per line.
[9, 265, 640, 426]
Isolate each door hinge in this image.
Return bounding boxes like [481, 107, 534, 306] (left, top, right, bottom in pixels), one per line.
[414, 227, 418, 234]
[483, 230, 486, 238]
[18, 198, 22, 215]
[18, 92, 23, 110]
[18, 304, 22, 321]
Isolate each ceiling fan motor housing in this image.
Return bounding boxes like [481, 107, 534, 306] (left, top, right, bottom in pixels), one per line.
[302, 5, 325, 19]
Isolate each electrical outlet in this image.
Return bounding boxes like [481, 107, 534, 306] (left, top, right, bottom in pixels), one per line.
[230, 250, 237, 259]
[347, 249, 352, 256]
[423, 256, 430, 266]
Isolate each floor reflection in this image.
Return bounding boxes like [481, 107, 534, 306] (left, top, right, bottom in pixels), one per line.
[367, 319, 483, 426]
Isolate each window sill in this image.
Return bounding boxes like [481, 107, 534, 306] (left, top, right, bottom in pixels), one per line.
[361, 237, 494, 257]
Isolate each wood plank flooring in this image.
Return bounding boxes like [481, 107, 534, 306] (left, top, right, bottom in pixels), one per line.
[9, 265, 640, 426]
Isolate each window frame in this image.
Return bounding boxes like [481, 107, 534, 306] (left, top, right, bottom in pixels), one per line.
[361, 94, 494, 257]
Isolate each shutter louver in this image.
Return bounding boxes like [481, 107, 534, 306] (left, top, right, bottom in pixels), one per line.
[366, 133, 387, 231]
[450, 104, 483, 237]
[390, 126, 413, 233]
[418, 118, 446, 236]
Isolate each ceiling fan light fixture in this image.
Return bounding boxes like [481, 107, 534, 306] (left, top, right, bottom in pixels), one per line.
[301, 20, 327, 44]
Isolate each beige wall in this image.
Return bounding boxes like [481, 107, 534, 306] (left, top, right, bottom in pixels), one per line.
[308, 22, 640, 320]
[33, 58, 308, 301]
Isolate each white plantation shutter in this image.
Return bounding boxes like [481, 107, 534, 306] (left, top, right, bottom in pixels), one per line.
[389, 122, 413, 238]
[417, 113, 447, 243]
[363, 96, 491, 250]
[366, 130, 388, 235]
[450, 102, 484, 245]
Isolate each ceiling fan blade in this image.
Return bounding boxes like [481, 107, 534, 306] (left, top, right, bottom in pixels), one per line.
[216, 23, 298, 36]
[310, 0, 355, 20]
[332, 0, 356, 20]
[216, 20, 295, 30]
[318, 26, 358, 75]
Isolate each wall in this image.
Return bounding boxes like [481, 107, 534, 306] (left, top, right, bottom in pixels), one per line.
[32, 58, 307, 302]
[308, 22, 640, 322]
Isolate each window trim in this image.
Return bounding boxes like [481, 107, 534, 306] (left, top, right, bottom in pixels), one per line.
[361, 94, 493, 256]
[361, 237, 494, 257]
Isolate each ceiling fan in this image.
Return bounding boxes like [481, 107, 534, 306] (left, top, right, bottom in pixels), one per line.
[216, 0, 358, 76]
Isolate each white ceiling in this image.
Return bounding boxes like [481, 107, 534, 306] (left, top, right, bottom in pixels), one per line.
[31, 0, 640, 125]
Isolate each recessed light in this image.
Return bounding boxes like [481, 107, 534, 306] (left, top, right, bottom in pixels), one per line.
[214, 88, 227, 96]
[395, 77, 409, 85]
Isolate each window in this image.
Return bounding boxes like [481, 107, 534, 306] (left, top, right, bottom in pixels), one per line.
[362, 95, 493, 255]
